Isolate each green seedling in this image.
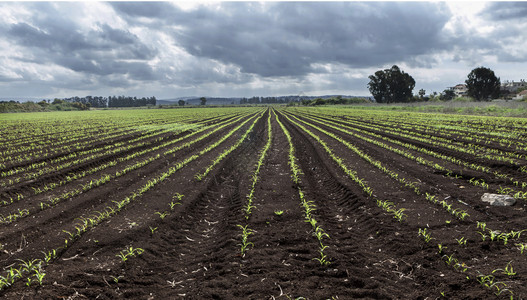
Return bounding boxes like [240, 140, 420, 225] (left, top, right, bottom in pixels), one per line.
[313, 245, 331, 266]
[477, 231, 488, 241]
[456, 237, 467, 246]
[476, 221, 487, 231]
[155, 211, 169, 220]
[237, 224, 254, 256]
[110, 275, 123, 283]
[516, 243, 526, 254]
[418, 228, 433, 243]
[274, 210, 284, 216]
[443, 254, 457, 266]
[33, 270, 45, 285]
[116, 246, 144, 262]
[493, 261, 516, 276]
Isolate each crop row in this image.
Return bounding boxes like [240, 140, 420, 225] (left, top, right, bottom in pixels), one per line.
[0, 112, 257, 225]
[0, 108, 265, 291]
[291, 109, 527, 200]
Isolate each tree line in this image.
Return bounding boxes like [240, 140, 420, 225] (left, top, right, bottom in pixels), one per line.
[54, 96, 156, 108]
[368, 66, 501, 103]
[108, 96, 156, 107]
[239, 97, 292, 104]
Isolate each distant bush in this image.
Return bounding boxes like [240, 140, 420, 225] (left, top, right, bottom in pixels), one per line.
[452, 96, 473, 102]
[302, 96, 370, 106]
[0, 100, 89, 113]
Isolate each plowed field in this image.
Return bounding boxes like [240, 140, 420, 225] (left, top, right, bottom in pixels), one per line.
[1, 107, 526, 299]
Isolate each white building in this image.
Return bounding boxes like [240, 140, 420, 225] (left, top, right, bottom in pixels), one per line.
[450, 84, 468, 97]
[502, 80, 527, 93]
[514, 90, 527, 100]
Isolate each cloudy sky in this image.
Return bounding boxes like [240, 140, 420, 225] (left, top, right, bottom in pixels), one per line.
[1, 1, 526, 99]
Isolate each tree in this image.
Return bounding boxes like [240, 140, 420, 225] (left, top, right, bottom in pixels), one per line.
[418, 89, 426, 99]
[178, 100, 186, 106]
[368, 65, 415, 103]
[200, 97, 207, 105]
[440, 89, 456, 101]
[465, 67, 500, 101]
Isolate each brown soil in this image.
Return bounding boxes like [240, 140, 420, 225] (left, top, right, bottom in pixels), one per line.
[1, 108, 526, 299]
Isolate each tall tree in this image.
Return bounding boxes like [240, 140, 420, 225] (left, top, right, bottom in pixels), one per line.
[465, 67, 500, 101]
[368, 65, 415, 103]
[200, 97, 207, 105]
[440, 89, 456, 101]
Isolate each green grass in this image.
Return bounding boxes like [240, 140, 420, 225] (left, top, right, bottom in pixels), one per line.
[334, 100, 527, 117]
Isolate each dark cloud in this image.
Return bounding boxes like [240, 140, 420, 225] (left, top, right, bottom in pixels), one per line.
[8, 22, 91, 52]
[163, 2, 452, 77]
[4, 3, 157, 82]
[110, 2, 176, 18]
[98, 24, 137, 45]
[7, 20, 156, 61]
[481, 2, 527, 20]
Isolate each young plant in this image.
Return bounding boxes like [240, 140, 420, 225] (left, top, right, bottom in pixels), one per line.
[455, 237, 467, 246]
[437, 243, 447, 254]
[149, 226, 158, 234]
[418, 228, 433, 243]
[116, 246, 145, 262]
[313, 245, 331, 266]
[155, 211, 169, 220]
[476, 221, 487, 232]
[169, 193, 184, 210]
[237, 224, 254, 257]
[492, 261, 516, 276]
[477, 231, 488, 241]
[33, 269, 45, 286]
[516, 243, 526, 254]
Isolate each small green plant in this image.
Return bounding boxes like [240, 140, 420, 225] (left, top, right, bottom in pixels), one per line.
[493, 261, 516, 276]
[237, 224, 254, 257]
[489, 230, 499, 241]
[274, 210, 284, 216]
[456, 237, 467, 246]
[313, 245, 331, 266]
[155, 211, 169, 220]
[438, 243, 446, 254]
[33, 269, 45, 285]
[149, 226, 158, 234]
[477, 272, 513, 297]
[169, 193, 184, 210]
[476, 221, 487, 231]
[477, 231, 488, 241]
[313, 226, 330, 240]
[418, 228, 433, 243]
[110, 275, 123, 283]
[454, 262, 468, 272]
[42, 249, 57, 263]
[516, 243, 526, 254]
[442, 254, 457, 266]
[477, 273, 495, 288]
[116, 246, 145, 262]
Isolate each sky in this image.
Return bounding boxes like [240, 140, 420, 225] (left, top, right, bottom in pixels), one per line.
[0, 1, 526, 99]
